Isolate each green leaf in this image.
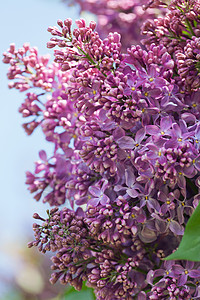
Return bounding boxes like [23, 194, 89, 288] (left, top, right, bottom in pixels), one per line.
[165, 201, 200, 261]
[182, 30, 192, 37]
[62, 290, 95, 300]
[62, 282, 96, 300]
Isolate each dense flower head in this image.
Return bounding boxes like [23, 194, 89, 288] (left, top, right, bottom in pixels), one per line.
[142, 0, 200, 50]
[47, 18, 122, 73]
[63, 0, 166, 50]
[29, 206, 148, 298]
[3, 43, 52, 91]
[142, 0, 200, 91]
[4, 3, 200, 298]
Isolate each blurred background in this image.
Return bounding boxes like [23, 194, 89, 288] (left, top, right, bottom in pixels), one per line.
[0, 0, 95, 299]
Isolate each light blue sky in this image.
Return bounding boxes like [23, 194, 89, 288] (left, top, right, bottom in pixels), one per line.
[0, 0, 80, 279]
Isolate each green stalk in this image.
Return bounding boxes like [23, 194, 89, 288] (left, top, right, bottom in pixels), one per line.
[185, 19, 195, 36]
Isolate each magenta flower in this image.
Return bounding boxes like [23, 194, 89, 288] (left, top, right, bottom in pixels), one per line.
[171, 261, 200, 286]
[145, 115, 173, 141]
[4, 10, 200, 299]
[88, 180, 110, 206]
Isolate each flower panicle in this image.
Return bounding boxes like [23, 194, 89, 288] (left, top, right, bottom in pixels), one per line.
[4, 9, 200, 299]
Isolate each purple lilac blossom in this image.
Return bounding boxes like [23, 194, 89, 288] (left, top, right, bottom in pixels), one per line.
[63, 0, 166, 51]
[3, 2, 200, 298]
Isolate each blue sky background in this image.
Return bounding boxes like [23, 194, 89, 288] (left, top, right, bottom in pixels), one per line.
[0, 0, 81, 285]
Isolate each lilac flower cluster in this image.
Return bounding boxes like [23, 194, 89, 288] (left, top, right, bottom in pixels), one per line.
[4, 0, 200, 298]
[64, 0, 166, 50]
[142, 0, 200, 91]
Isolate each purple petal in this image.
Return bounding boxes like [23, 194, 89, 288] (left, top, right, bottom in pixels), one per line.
[154, 77, 167, 87]
[164, 260, 175, 269]
[146, 125, 160, 135]
[146, 143, 159, 152]
[172, 265, 184, 275]
[114, 185, 125, 192]
[88, 198, 99, 207]
[64, 148, 74, 157]
[100, 194, 110, 205]
[35, 163, 46, 174]
[162, 52, 174, 68]
[117, 149, 127, 160]
[135, 127, 146, 143]
[181, 112, 196, 124]
[155, 219, 168, 233]
[59, 131, 71, 143]
[127, 189, 139, 198]
[177, 273, 187, 286]
[113, 126, 125, 139]
[99, 108, 107, 121]
[154, 269, 165, 278]
[195, 124, 200, 139]
[148, 65, 157, 77]
[161, 203, 168, 215]
[148, 88, 162, 98]
[177, 174, 186, 190]
[75, 197, 88, 205]
[185, 261, 194, 270]
[172, 123, 181, 138]
[117, 136, 135, 149]
[127, 77, 135, 86]
[55, 156, 68, 176]
[137, 291, 147, 300]
[147, 198, 161, 213]
[89, 186, 101, 197]
[131, 225, 137, 235]
[137, 213, 146, 223]
[139, 226, 157, 243]
[158, 156, 166, 166]
[160, 116, 172, 131]
[100, 121, 116, 131]
[194, 155, 200, 171]
[189, 270, 200, 278]
[169, 220, 184, 235]
[146, 270, 154, 285]
[157, 191, 167, 202]
[183, 165, 196, 178]
[165, 138, 178, 149]
[39, 150, 47, 161]
[125, 167, 135, 187]
[76, 207, 84, 217]
[177, 206, 184, 225]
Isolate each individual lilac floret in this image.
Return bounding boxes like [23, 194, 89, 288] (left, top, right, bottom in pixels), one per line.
[88, 180, 110, 206]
